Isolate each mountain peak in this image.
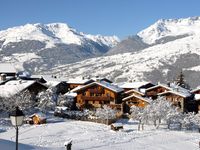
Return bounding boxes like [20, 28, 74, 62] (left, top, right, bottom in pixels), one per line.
[137, 16, 200, 44]
[0, 23, 119, 48]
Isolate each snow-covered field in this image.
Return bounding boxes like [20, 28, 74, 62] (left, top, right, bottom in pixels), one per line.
[1, 118, 200, 150]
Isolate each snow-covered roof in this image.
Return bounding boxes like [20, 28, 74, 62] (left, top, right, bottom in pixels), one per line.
[117, 82, 151, 89]
[191, 86, 200, 93]
[0, 63, 17, 73]
[64, 92, 77, 98]
[145, 83, 172, 91]
[72, 81, 124, 93]
[31, 75, 67, 87]
[158, 90, 191, 98]
[194, 94, 200, 101]
[125, 89, 145, 96]
[111, 123, 123, 127]
[0, 80, 37, 97]
[122, 94, 151, 103]
[67, 78, 94, 84]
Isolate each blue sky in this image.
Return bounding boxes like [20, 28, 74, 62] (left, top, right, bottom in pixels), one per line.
[1, 0, 200, 39]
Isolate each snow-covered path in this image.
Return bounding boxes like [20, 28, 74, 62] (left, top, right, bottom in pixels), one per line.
[1, 118, 200, 150]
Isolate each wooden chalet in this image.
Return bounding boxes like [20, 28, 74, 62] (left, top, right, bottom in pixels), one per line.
[122, 94, 150, 113]
[158, 90, 196, 112]
[145, 84, 172, 99]
[72, 81, 124, 110]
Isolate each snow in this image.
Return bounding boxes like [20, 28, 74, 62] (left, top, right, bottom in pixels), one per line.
[1, 118, 200, 150]
[0, 63, 16, 73]
[138, 16, 200, 44]
[123, 94, 151, 103]
[0, 23, 119, 49]
[11, 53, 41, 62]
[67, 78, 94, 84]
[64, 92, 77, 98]
[194, 94, 200, 100]
[0, 80, 35, 97]
[118, 82, 150, 89]
[48, 27, 200, 83]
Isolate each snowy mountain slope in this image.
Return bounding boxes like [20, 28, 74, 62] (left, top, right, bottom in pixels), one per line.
[0, 23, 119, 71]
[47, 30, 200, 88]
[106, 17, 200, 55]
[0, 23, 119, 48]
[138, 16, 200, 44]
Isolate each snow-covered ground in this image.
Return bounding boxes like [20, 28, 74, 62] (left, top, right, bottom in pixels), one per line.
[1, 118, 200, 150]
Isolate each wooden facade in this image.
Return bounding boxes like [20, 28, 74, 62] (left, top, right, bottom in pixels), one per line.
[159, 92, 185, 112]
[158, 91, 196, 112]
[146, 85, 171, 99]
[122, 94, 150, 113]
[124, 89, 145, 97]
[73, 82, 123, 110]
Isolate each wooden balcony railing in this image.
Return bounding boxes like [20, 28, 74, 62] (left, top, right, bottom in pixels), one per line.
[81, 96, 113, 101]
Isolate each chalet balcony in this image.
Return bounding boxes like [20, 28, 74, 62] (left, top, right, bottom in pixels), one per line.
[81, 96, 113, 101]
[88, 89, 104, 94]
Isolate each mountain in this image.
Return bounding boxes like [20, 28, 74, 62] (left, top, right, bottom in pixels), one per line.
[0, 23, 119, 72]
[107, 17, 200, 55]
[47, 17, 200, 88]
[106, 35, 149, 55]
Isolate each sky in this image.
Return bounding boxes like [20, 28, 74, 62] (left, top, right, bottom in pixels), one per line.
[1, 0, 200, 39]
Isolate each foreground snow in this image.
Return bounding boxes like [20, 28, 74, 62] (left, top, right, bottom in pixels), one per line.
[1, 118, 200, 150]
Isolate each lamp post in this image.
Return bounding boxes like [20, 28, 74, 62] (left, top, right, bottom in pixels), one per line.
[10, 106, 24, 150]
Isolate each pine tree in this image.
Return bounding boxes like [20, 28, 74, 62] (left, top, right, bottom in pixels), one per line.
[175, 71, 190, 89]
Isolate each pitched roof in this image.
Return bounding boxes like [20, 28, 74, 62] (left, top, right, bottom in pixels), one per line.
[122, 93, 151, 103]
[191, 86, 200, 93]
[67, 78, 94, 84]
[72, 81, 124, 93]
[145, 83, 172, 91]
[158, 90, 191, 98]
[124, 89, 145, 96]
[31, 75, 68, 87]
[0, 80, 46, 97]
[118, 81, 151, 89]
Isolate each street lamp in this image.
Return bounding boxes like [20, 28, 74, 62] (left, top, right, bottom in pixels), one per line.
[10, 106, 24, 150]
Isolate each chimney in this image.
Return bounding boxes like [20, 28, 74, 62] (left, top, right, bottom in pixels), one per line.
[0, 74, 6, 81]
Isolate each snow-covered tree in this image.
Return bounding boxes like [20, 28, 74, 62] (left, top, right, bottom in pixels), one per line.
[95, 105, 117, 124]
[131, 105, 148, 130]
[0, 90, 34, 114]
[182, 112, 197, 130]
[148, 97, 172, 128]
[165, 107, 183, 129]
[37, 88, 56, 113]
[57, 94, 74, 110]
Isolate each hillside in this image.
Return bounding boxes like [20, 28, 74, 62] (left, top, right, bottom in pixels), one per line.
[47, 17, 200, 88]
[0, 23, 119, 72]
